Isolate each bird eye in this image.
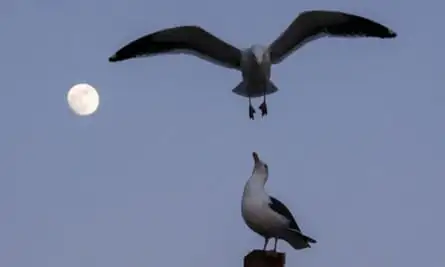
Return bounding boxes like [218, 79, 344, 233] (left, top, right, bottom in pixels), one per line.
[264, 164, 268, 169]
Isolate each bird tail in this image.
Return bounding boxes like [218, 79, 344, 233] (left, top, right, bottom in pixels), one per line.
[231, 80, 279, 98]
[285, 228, 317, 250]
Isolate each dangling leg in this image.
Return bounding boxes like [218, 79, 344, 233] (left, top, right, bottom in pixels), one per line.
[273, 238, 278, 252]
[263, 237, 269, 251]
[249, 96, 255, 120]
[259, 88, 268, 117]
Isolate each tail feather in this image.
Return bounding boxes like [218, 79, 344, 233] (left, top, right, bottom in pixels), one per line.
[285, 228, 317, 250]
[231, 80, 279, 98]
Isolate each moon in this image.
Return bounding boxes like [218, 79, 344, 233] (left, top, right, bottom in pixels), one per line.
[67, 83, 100, 116]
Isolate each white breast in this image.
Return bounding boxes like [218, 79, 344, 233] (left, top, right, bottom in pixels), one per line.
[241, 180, 286, 237]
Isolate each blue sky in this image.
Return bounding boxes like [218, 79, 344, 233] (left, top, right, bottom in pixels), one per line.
[2, 0, 444, 267]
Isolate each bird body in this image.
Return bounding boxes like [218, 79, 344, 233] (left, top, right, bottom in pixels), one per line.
[241, 152, 316, 251]
[242, 174, 289, 240]
[241, 45, 271, 90]
[109, 10, 397, 119]
[232, 45, 278, 99]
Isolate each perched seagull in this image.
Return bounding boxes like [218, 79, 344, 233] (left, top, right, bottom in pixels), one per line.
[241, 152, 316, 251]
[109, 10, 397, 120]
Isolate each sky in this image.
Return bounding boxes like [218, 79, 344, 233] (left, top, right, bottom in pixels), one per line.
[1, 0, 444, 267]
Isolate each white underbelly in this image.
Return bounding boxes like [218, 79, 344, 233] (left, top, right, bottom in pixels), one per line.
[242, 200, 286, 238]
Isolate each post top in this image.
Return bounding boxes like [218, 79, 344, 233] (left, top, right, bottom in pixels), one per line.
[244, 249, 286, 267]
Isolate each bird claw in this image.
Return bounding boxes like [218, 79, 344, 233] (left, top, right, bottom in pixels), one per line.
[259, 102, 268, 117]
[249, 105, 256, 120]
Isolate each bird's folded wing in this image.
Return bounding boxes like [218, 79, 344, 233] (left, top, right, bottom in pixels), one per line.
[268, 10, 397, 64]
[269, 196, 301, 231]
[109, 25, 242, 69]
[288, 228, 317, 243]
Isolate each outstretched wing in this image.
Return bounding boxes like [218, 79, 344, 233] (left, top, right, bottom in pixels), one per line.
[268, 10, 397, 64]
[109, 25, 242, 69]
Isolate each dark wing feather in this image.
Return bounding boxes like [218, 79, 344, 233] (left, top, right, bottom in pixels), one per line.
[269, 196, 300, 231]
[269, 10, 397, 64]
[109, 25, 242, 69]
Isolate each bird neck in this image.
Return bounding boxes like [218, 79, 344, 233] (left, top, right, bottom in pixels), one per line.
[243, 172, 268, 198]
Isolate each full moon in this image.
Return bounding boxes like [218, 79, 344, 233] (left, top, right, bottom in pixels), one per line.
[67, 83, 100, 116]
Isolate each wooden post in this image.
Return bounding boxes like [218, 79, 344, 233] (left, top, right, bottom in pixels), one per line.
[244, 250, 285, 267]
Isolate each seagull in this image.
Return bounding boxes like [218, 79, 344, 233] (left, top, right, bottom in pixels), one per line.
[109, 10, 397, 120]
[241, 152, 316, 251]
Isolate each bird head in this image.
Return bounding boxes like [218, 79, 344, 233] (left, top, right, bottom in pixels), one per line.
[252, 152, 269, 179]
[250, 45, 269, 64]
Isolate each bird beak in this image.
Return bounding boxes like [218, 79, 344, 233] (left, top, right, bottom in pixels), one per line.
[252, 152, 259, 163]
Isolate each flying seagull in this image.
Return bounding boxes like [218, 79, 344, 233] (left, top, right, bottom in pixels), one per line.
[109, 10, 397, 120]
[241, 152, 316, 251]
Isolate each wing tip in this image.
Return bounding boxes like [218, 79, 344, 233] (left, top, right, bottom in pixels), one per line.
[307, 236, 317, 244]
[108, 54, 119, 62]
[384, 28, 397, 38]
